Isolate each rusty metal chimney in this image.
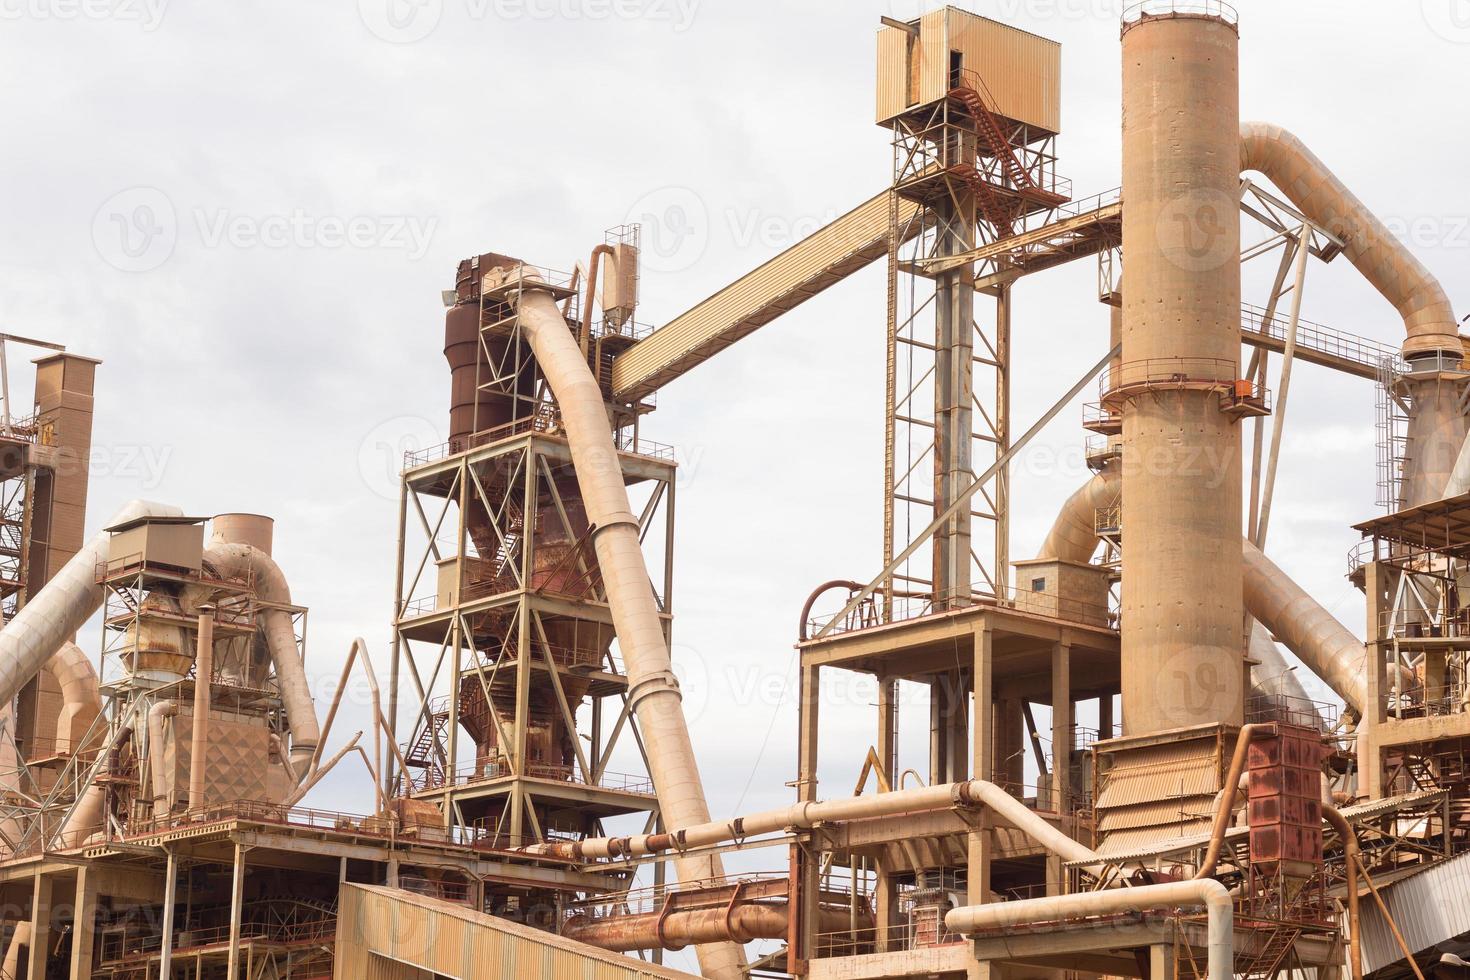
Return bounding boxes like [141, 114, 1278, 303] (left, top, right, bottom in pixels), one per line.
[1118, 4, 1245, 734]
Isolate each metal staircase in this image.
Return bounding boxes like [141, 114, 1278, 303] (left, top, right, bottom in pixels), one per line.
[403, 705, 450, 789]
[948, 69, 1069, 236]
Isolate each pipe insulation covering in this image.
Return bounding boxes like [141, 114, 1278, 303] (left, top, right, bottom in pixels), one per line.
[945, 880, 1234, 980]
[202, 542, 318, 774]
[508, 272, 745, 980]
[0, 500, 184, 709]
[1240, 123, 1461, 360]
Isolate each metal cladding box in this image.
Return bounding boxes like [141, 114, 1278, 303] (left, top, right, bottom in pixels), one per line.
[105, 516, 206, 573]
[1247, 725, 1326, 879]
[876, 7, 1061, 133]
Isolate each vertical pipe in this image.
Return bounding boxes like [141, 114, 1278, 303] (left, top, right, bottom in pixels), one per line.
[1119, 9, 1244, 734]
[188, 607, 215, 811]
[226, 843, 245, 980]
[933, 197, 975, 609]
[159, 851, 177, 980]
[995, 283, 1012, 587]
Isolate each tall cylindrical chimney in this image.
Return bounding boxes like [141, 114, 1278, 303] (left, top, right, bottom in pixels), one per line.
[1118, 7, 1244, 734]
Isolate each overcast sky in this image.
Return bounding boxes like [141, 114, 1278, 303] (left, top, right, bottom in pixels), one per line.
[2, 0, 1467, 965]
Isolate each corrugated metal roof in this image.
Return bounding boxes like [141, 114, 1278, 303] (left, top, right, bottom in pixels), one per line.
[1342, 789, 1446, 823]
[1360, 851, 1470, 974]
[1074, 825, 1249, 867]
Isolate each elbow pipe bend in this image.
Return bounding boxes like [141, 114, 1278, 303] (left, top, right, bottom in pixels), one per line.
[945, 880, 1233, 980]
[1241, 122, 1461, 362]
[202, 543, 319, 776]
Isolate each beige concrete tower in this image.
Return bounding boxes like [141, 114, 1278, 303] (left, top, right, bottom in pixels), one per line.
[1118, 9, 1244, 734]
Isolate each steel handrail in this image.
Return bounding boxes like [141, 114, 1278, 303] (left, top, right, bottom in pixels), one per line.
[1122, 1, 1238, 26]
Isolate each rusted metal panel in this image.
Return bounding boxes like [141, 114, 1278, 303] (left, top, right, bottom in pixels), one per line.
[1246, 726, 1324, 877]
[609, 190, 921, 401]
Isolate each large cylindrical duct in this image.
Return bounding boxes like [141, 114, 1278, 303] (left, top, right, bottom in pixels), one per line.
[1240, 123, 1465, 506]
[1118, 9, 1244, 733]
[0, 500, 184, 709]
[1239, 124, 1460, 362]
[1039, 467, 1358, 715]
[1242, 541, 1366, 713]
[209, 513, 275, 555]
[503, 268, 746, 980]
[202, 541, 318, 775]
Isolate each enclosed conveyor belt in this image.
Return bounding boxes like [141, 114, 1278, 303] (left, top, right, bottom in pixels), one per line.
[609, 189, 921, 402]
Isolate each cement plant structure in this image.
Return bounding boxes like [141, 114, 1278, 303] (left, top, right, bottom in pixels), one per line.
[1, 3, 1469, 979]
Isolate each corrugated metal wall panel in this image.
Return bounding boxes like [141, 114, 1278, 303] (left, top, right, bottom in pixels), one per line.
[1360, 850, 1470, 973]
[877, 10, 1061, 132]
[1095, 742, 1223, 809]
[945, 9, 1061, 134]
[876, 26, 910, 123]
[916, 9, 948, 110]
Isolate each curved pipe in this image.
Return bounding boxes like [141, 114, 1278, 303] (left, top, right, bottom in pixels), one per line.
[0, 500, 184, 709]
[202, 542, 318, 775]
[945, 879, 1233, 980]
[581, 244, 614, 358]
[505, 269, 744, 980]
[1247, 620, 1317, 712]
[1197, 725, 1269, 879]
[1323, 804, 1364, 980]
[1039, 459, 1118, 565]
[797, 580, 928, 641]
[148, 700, 179, 819]
[48, 641, 103, 755]
[1241, 123, 1460, 360]
[1242, 541, 1367, 713]
[1040, 469, 1353, 713]
[564, 903, 865, 954]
